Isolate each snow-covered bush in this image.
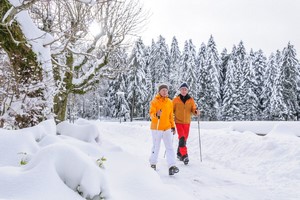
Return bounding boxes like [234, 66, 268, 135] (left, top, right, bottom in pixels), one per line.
[57, 120, 101, 143]
[0, 118, 109, 199]
[0, 130, 39, 167]
[25, 144, 109, 199]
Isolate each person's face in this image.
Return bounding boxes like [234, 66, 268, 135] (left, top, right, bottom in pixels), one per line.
[159, 88, 168, 97]
[180, 87, 188, 96]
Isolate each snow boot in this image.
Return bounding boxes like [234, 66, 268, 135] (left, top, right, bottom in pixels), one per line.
[177, 155, 183, 161]
[150, 164, 156, 171]
[182, 155, 189, 165]
[169, 166, 179, 175]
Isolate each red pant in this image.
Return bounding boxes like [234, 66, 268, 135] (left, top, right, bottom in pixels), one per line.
[175, 123, 190, 157]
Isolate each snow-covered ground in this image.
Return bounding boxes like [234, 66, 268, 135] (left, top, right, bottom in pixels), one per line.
[0, 119, 300, 200]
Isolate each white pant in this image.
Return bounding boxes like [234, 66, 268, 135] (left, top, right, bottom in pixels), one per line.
[149, 129, 176, 168]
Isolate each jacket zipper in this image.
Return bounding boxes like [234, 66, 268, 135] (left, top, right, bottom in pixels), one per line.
[183, 102, 186, 123]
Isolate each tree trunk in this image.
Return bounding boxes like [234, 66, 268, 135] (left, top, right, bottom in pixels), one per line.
[53, 50, 74, 122]
[0, 0, 46, 128]
[53, 92, 69, 123]
[130, 90, 136, 122]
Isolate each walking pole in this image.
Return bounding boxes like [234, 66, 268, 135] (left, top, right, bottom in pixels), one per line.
[151, 111, 160, 170]
[157, 115, 160, 130]
[197, 113, 203, 162]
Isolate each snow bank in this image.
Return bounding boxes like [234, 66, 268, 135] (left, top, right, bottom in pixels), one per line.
[0, 119, 56, 166]
[57, 120, 101, 143]
[0, 131, 39, 167]
[197, 120, 300, 136]
[0, 162, 84, 200]
[25, 144, 109, 199]
[39, 134, 105, 159]
[268, 122, 300, 137]
[202, 127, 300, 189]
[38, 119, 57, 135]
[0, 119, 108, 200]
[0, 119, 56, 140]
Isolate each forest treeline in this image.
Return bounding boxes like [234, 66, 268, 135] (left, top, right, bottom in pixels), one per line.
[73, 35, 300, 121]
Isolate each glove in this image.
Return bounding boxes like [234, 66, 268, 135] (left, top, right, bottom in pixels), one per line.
[171, 127, 176, 135]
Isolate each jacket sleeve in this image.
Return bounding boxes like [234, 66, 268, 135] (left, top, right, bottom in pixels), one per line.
[191, 98, 197, 115]
[149, 100, 157, 120]
[170, 100, 175, 128]
[172, 98, 176, 114]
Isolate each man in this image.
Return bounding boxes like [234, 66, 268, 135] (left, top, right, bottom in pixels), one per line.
[149, 83, 179, 175]
[173, 82, 200, 165]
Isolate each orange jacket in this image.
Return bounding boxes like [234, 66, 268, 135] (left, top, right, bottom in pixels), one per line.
[173, 95, 197, 124]
[149, 94, 175, 130]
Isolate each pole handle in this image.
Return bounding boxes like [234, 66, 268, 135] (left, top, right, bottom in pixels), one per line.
[157, 109, 162, 119]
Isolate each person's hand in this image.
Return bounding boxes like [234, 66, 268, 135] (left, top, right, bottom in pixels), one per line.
[195, 109, 200, 116]
[171, 127, 176, 135]
[156, 109, 162, 118]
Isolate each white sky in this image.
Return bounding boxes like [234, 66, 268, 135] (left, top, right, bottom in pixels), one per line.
[140, 0, 300, 56]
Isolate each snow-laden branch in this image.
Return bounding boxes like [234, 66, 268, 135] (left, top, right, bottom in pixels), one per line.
[67, 46, 97, 59]
[72, 55, 106, 86]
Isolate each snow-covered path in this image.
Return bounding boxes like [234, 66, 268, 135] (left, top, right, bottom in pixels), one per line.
[96, 121, 300, 200]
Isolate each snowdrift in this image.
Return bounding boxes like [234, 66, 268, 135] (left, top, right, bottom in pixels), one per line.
[1, 119, 299, 200]
[0, 119, 108, 200]
[57, 120, 101, 143]
[197, 120, 300, 136]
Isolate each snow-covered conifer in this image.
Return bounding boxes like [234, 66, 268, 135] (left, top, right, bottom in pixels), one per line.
[279, 43, 299, 120]
[169, 36, 182, 98]
[262, 51, 281, 120]
[126, 38, 149, 120]
[203, 36, 221, 120]
[181, 39, 197, 98]
[252, 49, 267, 119]
[222, 45, 241, 120]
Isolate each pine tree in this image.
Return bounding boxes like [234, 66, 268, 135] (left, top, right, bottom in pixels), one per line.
[233, 41, 252, 120]
[219, 49, 230, 105]
[197, 43, 207, 115]
[222, 55, 238, 120]
[143, 46, 153, 118]
[104, 48, 130, 119]
[148, 40, 159, 96]
[203, 36, 221, 120]
[222, 45, 242, 120]
[105, 73, 129, 119]
[270, 70, 288, 120]
[126, 38, 149, 120]
[169, 36, 182, 98]
[239, 50, 259, 120]
[279, 43, 299, 120]
[252, 49, 267, 119]
[297, 62, 300, 120]
[262, 51, 280, 120]
[155, 36, 170, 84]
[182, 39, 197, 98]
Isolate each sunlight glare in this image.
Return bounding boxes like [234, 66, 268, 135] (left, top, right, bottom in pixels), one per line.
[89, 21, 101, 36]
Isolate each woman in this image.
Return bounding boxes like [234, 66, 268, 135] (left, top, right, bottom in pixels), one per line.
[149, 83, 179, 175]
